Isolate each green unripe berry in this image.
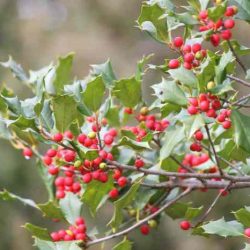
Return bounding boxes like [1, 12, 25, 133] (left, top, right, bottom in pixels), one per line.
[195, 51, 203, 60]
[148, 219, 158, 228]
[140, 106, 149, 116]
[99, 162, 107, 169]
[88, 131, 96, 139]
[74, 160, 82, 168]
[207, 81, 215, 89]
[128, 209, 136, 217]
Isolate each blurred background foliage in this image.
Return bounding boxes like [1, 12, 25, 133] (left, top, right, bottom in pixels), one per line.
[0, 0, 249, 249]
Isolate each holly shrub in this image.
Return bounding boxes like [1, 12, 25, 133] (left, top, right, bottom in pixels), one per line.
[1, 0, 250, 249]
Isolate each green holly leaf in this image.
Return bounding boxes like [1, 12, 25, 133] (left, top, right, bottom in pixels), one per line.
[90, 59, 116, 88]
[118, 136, 151, 151]
[37, 201, 65, 220]
[208, 4, 227, 21]
[202, 218, 244, 237]
[82, 76, 106, 112]
[152, 79, 188, 106]
[82, 176, 113, 216]
[113, 77, 141, 108]
[0, 56, 28, 82]
[109, 179, 142, 229]
[185, 206, 203, 220]
[113, 238, 133, 250]
[23, 223, 51, 241]
[52, 95, 78, 132]
[160, 125, 185, 160]
[182, 113, 205, 138]
[59, 193, 82, 224]
[168, 66, 198, 88]
[165, 202, 190, 219]
[137, 3, 168, 43]
[0, 189, 37, 208]
[231, 110, 250, 153]
[234, 207, 250, 227]
[45, 53, 74, 95]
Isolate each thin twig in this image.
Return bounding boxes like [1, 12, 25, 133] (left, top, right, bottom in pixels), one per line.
[227, 75, 250, 88]
[204, 125, 224, 176]
[227, 40, 247, 74]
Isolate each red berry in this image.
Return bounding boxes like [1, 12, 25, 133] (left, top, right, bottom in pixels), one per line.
[99, 172, 109, 183]
[187, 106, 198, 115]
[78, 134, 86, 144]
[76, 217, 85, 226]
[48, 166, 59, 175]
[194, 131, 203, 141]
[184, 53, 194, 63]
[56, 190, 65, 199]
[109, 188, 119, 199]
[168, 59, 180, 69]
[225, 6, 236, 17]
[113, 169, 122, 180]
[189, 98, 198, 106]
[180, 220, 191, 230]
[192, 43, 202, 53]
[245, 228, 250, 238]
[53, 133, 63, 142]
[124, 107, 133, 114]
[135, 158, 145, 168]
[221, 29, 232, 40]
[219, 189, 229, 196]
[206, 109, 217, 118]
[199, 10, 208, 20]
[46, 148, 57, 158]
[75, 233, 86, 241]
[217, 114, 226, 123]
[199, 100, 210, 112]
[55, 177, 65, 186]
[23, 147, 33, 158]
[43, 155, 53, 166]
[64, 130, 74, 140]
[173, 37, 184, 48]
[183, 62, 192, 70]
[106, 152, 114, 160]
[64, 234, 74, 241]
[224, 19, 235, 29]
[222, 120, 231, 129]
[64, 151, 76, 162]
[104, 134, 114, 145]
[212, 100, 221, 110]
[50, 232, 60, 241]
[140, 224, 150, 235]
[210, 34, 220, 47]
[182, 44, 191, 53]
[190, 143, 202, 152]
[72, 182, 81, 193]
[117, 176, 127, 187]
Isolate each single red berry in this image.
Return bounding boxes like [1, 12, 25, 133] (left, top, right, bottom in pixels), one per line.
[64, 130, 74, 140]
[199, 10, 208, 20]
[113, 169, 122, 180]
[225, 6, 236, 17]
[182, 44, 191, 53]
[168, 59, 180, 69]
[58, 230, 66, 239]
[48, 166, 59, 175]
[55, 177, 65, 187]
[189, 98, 198, 106]
[56, 190, 65, 199]
[53, 133, 63, 142]
[104, 134, 114, 145]
[221, 29, 232, 40]
[199, 100, 210, 112]
[224, 19, 235, 29]
[194, 131, 203, 141]
[99, 172, 109, 183]
[124, 107, 133, 114]
[117, 176, 128, 187]
[140, 224, 150, 235]
[109, 188, 119, 199]
[173, 37, 184, 48]
[244, 228, 250, 238]
[183, 62, 192, 70]
[217, 114, 226, 123]
[64, 151, 76, 162]
[210, 34, 220, 47]
[65, 177, 74, 186]
[187, 105, 198, 115]
[212, 100, 221, 110]
[78, 134, 86, 144]
[135, 158, 145, 168]
[192, 43, 202, 53]
[184, 53, 195, 63]
[43, 155, 53, 166]
[222, 120, 231, 129]
[22, 147, 33, 159]
[72, 182, 81, 193]
[50, 232, 60, 241]
[75, 233, 86, 241]
[180, 220, 191, 230]
[206, 109, 217, 118]
[64, 234, 74, 241]
[76, 217, 85, 226]
[46, 148, 57, 158]
[190, 143, 202, 152]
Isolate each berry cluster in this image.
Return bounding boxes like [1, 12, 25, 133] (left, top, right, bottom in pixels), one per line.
[168, 37, 207, 70]
[187, 93, 231, 129]
[50, 217, 87, 242]
[198, 5, 237, 46]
